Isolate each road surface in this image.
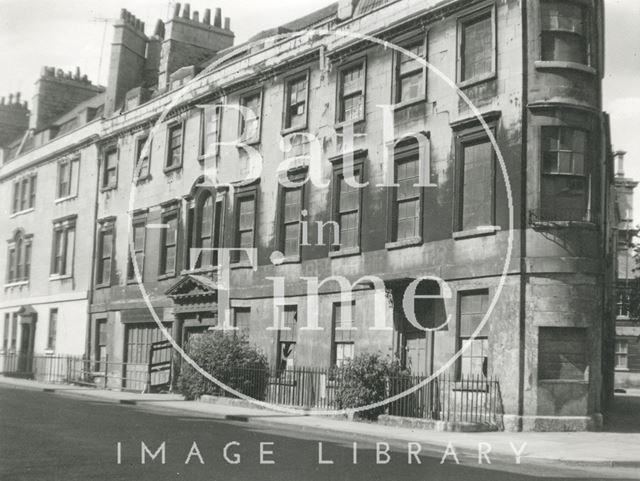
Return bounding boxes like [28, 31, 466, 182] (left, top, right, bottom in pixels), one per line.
[0, 386, 635, 480]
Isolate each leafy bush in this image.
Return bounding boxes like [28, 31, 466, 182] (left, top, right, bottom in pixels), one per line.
[335, 353, 404, 420]
[177, 333, 268, 401]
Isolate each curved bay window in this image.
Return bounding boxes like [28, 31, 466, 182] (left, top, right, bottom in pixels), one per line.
[541, 0, 590, 65]
[540, 126, 591, 222]
[6, 230, 32, 284]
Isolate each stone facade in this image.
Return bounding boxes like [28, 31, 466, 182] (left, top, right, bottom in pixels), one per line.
[0, 0, 617, 431]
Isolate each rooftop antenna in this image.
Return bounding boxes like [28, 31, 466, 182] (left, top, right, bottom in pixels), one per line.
[92, 17, 113, 85]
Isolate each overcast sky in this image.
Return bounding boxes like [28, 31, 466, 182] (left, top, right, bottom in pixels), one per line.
[0, 0, 638, 223]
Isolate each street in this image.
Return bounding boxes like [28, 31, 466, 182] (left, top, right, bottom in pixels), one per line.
[0, 386, 635, 481]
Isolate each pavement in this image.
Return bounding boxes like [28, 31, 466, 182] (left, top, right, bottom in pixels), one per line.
[2, 375, 640, 472]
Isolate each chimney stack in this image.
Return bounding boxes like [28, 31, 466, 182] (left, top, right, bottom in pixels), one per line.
[30, 66, 102, 130]
[615, 151, 628, 178]
[104, 8, 149, 116]
[158, 4, 235, 89]
[0, 90, 30, 147]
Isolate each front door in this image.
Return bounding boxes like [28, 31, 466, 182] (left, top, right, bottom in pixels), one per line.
[18, 322, 34, 373]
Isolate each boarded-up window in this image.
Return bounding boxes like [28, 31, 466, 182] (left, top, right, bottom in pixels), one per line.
[538, 327, 588, 381]
[233, 307, 251, 337]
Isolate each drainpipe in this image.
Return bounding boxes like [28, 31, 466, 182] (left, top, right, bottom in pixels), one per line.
[517, 0, 529, 433]
[84, 140, 101, 362]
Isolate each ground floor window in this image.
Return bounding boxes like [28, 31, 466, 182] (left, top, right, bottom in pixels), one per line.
[615, 340, 629, 370]
[331, 301, 355, 368]
[458, 291, 490, 378]
[538, 327, 588, 381]
[94, 319, 107, 371]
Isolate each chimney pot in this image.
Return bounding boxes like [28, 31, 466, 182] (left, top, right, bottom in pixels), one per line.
[214, 8, 221, 27]
[173, 2, 181, 18]
[224, 17, 230, 30]
[183, 3, 190, 19]
[15, 92, 21, 103]
[57, 68, 64, 78]
[75, 67, 81, 79]
[8, 94, 13, 104]
[23, 101, 28, 109]
[140, 21, 145, 32]
[203, 8, 211, 24]
[615, 150, 628, 177]
[193, 10, 199, 22]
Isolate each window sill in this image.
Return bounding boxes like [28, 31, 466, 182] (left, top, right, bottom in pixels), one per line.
[163, 164, 183, 175]
[391, 97, 426, 111]
[385, 236, 422, 250]
[4, 281, 29, 289]
[181, 266, 218, 276]
[157, 273, 177, 281]
[457, 72, 496, 90]
[126, 277, 144, 285]
[275, 255, 301, 265]
[452, 226, 501, 240]
[49, 274, 73, 282]
[94, 283, 112, 289]
[230, 261, 255, 270]
[237, 136, 261, 146]
[538, 379, 588, 385]
[280, 125, 307, 136]
[136, 174, 152, 185]
[55, 195, 77, 204]
[329, 247, 361, 258]
[100, 185, 117, 193]
[615, 367, 630, 372]
[534, 61, 597, 76]
[334, 118, 365, 130]
[9, 208, 35, 218]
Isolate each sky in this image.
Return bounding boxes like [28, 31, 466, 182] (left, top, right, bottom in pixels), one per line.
[0, 0, 638, 223]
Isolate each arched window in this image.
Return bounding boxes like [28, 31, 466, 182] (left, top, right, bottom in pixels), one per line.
[196, 191, 214, 267]
[7, 230, 32, 284]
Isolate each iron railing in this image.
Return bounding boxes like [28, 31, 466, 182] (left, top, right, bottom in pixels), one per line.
[0, 353, 502, 427]
[529, 207, 600, 226]
[0, 353, 168, 393]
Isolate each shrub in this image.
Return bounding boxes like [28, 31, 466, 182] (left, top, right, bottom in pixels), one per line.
[177, 333, 268, 401]
[335, 352, 404, 420]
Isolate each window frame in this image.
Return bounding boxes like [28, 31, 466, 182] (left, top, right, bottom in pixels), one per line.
[331, 301, 356, 368]
[50, 215, 76, 279]
[615, 340, 629, 371]
[336, 57, 367, 125]
[95, 219, 115, 288]
[47, 308, 58, 351]
[199, 103, 222, 163]
[101, 146, 119, 191]
[134, 134, 152, 182]
[276, 171, 306, 263]
[538, 326, 589, 382]
[232, 186, 258, 266]
[282, 70, 310, 134]
[392, 36, 427, 107]
[456, 4, 497, 87]
[539, 0, 592, 67]
[238, 88, 263, 144]
[6, 230, 32, 285]
[165, 121, 185, 172]
[11, 173, 37, 215]
[232, 306, 251, 338]
[126, 214, 147, 283]
[158, 205, 180, 278]
[330, 154, 365, 256]
[386, 139, 425, 248]
[56, 157, 79, 200]
[456, 289, 490, 380]
[539, 125, 592, 222]
[453, 122, 498, 235]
